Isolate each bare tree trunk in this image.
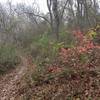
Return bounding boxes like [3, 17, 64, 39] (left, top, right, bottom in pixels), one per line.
[52, 0, 60, 40]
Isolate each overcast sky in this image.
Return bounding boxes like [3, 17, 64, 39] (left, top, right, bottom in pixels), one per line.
[0, 0, 48, 13]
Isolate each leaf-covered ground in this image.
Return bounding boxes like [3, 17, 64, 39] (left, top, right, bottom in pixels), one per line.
[31, 71, 100, 100]
[0, 55, 34, 100]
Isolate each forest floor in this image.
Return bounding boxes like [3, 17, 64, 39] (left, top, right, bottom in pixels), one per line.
[0, 55, 33, 100]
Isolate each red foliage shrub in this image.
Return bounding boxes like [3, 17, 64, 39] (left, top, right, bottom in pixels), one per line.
[58, 30, 100, 72]
[47, 29, 100, 74]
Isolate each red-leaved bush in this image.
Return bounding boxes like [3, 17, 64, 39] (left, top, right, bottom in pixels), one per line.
[46, 29, 100, 74]
[58, 30, 100, 71]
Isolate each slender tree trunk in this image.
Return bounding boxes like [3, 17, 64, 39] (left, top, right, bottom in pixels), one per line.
[52, 0, 60, 40]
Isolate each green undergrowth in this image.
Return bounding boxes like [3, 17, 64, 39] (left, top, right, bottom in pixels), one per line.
[0, 43, 21, 74]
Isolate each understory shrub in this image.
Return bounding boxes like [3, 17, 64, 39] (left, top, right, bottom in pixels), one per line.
[31, 29, 100, 83]
[58, 29, 100, 73]
[30, 33, 64, 65]
[0, 44, 20, 74]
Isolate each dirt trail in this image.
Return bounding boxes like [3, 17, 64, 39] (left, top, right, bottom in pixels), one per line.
[0, 56, 31, 100]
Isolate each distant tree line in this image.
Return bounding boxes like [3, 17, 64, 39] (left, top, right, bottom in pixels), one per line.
[0, 0, 100, 42]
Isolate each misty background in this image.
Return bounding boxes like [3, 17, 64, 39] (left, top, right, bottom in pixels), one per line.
[0, 0, 100, 48]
